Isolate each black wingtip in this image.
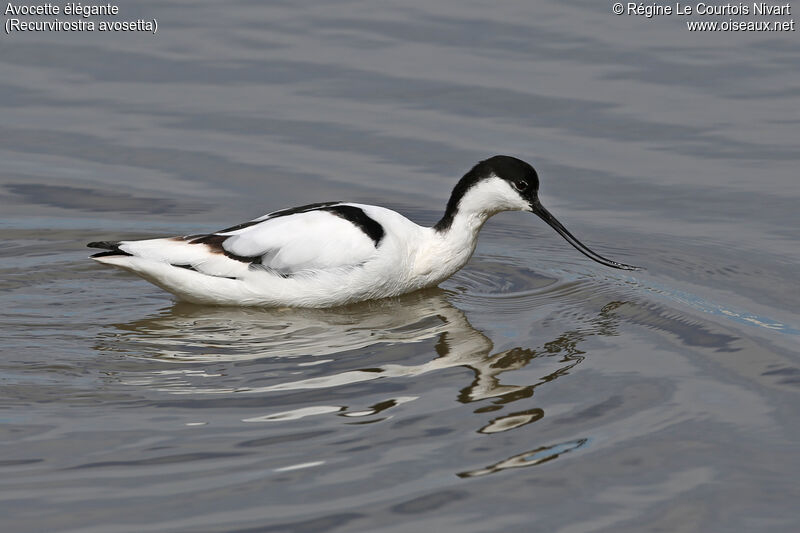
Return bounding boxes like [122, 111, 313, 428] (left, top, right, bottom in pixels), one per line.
[88, 241, 119, 250]
[87, 241, 132, 258]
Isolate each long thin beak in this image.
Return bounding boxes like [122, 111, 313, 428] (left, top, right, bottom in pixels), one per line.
[530, 199, 640, 271]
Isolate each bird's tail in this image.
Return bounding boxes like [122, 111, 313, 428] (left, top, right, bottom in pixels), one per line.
[87, 241, 132, 258]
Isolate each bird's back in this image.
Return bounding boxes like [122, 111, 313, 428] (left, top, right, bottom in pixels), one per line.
[90, 202, 431, 306]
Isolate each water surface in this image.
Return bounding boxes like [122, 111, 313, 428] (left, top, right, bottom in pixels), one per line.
[1, 1, 798, 532]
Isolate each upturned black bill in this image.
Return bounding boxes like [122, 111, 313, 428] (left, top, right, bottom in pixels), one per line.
[530, 200, 640, 271]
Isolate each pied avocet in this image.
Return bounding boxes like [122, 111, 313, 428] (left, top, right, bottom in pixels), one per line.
[88, 155, 638, 307]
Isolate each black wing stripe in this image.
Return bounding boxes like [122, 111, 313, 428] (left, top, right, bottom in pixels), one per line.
[216, 201, 343, 233]
[264, 201, 343, 220]
[322, 205, 384, 246]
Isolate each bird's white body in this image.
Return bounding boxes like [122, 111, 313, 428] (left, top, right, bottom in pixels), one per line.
[90, 157, 637, 307]
[93, 178, 523, 307]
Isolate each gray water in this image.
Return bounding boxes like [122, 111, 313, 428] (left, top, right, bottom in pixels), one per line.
[1, 1, 799, 532]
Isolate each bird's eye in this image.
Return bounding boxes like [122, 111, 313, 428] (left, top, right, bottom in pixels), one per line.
[512, 180, 528, 192]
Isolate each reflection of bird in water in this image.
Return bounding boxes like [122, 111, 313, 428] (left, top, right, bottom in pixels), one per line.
[102, 291, 625, 424]
[103, 289, 480, 362]
[104, 291, 628, 476]
[457, 438, 589, 478]
[88, 156, 638, 307]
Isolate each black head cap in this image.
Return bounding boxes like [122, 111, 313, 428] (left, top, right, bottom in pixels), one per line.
[435, 155, 539, 231]
[481, 155, 539, 196]
[434, 156, 641, 271]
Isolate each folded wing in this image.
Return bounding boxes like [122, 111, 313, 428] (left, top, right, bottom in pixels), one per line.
[217, 205, 383, 276]
[100, 203, 384, 279]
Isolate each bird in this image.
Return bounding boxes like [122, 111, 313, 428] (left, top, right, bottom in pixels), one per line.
[88, 155, 639, 307]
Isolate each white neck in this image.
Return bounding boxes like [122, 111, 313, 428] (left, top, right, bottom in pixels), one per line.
[439, 206, 491, 250]
[441, 207, 491, 267]
[410, 215, 487, 289]
[413, 176, 530, 286]
[414, 201, 500, 287]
